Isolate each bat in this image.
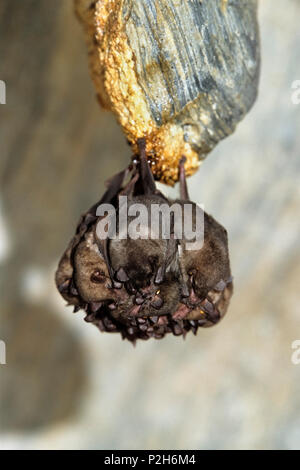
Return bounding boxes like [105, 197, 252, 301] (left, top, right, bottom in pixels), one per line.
[56, 141, 233, 342]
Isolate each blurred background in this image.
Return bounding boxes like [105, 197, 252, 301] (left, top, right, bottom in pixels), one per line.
[0, 0, 300, 450]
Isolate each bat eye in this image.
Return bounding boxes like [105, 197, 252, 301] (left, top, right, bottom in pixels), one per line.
[90, 270, 105, 283]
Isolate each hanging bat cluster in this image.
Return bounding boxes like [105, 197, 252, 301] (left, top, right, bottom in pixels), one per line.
[56, 140, 233, 342]
[56, 0, 260, 341]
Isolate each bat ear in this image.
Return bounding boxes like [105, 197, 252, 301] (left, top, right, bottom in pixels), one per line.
[94, 235, 122, 287]
[137, 137, 157, 195]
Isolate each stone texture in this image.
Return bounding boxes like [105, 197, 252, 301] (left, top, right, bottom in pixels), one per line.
[75, 0, 260, 184]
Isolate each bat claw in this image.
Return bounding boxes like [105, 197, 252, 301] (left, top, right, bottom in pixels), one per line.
[90, 302, 102, 313]
[113, 280, 123, 289]
[108, 302, 117, 311]
[154, 266, 164, 284]
[214, 279, 226, 291]
[151, 296, 164, 310]
[115, 267, 129, 282]
[134, 294, 144, 305]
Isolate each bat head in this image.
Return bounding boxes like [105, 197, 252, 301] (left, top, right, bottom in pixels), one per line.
[73, 230, 113, 303]
[106, 194, 174, 290]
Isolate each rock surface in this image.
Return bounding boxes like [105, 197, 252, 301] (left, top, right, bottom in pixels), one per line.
[75, 0, 260, 183]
